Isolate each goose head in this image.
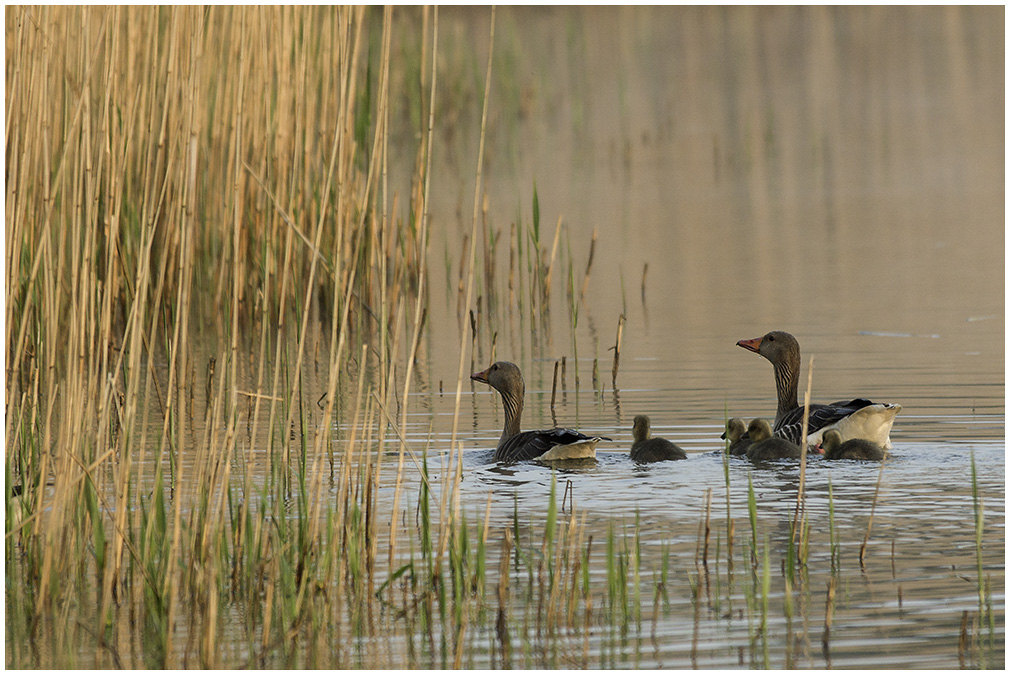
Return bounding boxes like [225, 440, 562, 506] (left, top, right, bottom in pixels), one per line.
[737, 330, 800, 368]
[471, 361, 524, 398]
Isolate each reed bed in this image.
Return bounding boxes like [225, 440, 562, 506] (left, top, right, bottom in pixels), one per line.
[5, 5, 435, 667]
[5, 6, 1002, 670]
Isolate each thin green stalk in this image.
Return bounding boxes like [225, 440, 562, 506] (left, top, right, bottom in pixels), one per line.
[970, 451, 993, 663]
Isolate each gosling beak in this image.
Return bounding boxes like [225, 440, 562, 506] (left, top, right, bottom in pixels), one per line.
[737, 336, 762, 354]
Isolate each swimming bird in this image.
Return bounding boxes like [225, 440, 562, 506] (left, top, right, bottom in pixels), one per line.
[821, 429, 886, 461]
[721, 417, 751, 456]
[736, 331, 901, 448]
[746, 418, 802, 460]
[471, 361, 607, 462]
[630, 415, 687, 462]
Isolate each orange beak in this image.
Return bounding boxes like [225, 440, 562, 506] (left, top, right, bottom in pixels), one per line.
[737, 336, 762, 354]
[470, 366, 491, 384]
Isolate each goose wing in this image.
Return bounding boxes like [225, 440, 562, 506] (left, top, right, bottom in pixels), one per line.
[775, 399, 899, 446]
[494, 427, 607, 463]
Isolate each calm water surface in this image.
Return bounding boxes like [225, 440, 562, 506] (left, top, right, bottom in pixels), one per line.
[364, 6, 1005, 668]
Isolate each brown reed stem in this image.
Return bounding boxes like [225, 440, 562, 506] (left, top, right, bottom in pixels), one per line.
[611, 313, 625, 388]
[551, 360, 560, 413]
[703, 488, 712, 567]
[580, 227, 597, 300]
[640, 262, 648, 304]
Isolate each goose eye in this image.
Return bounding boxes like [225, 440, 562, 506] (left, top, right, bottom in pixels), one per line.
[491, 364, 498, 370]
[767, 335, 775, 341]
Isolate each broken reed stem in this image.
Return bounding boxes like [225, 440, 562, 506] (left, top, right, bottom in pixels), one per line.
[611, 313, 625, 388]
[562, 480, 574, 512]
[640, 262, 648, 304]
[550, 360, 559, 413]
[702, 488, 712, 567]
[579, 227, 597, 300]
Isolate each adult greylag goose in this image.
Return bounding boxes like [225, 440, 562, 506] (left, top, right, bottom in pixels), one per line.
[471, 361, 607, 462]
[721, 417, 751, 456]
[737, 331, 901, 448]
[821, 429, 886, 461]
[746, 418, 802, 461]
[630, 415, 687, 462]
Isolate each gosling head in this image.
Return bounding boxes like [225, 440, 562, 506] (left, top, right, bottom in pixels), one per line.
[632, 415, 652, 442]
[723, 417, 747, 443]
[821, 429, 843, 453]
[746, 418, 775, 443]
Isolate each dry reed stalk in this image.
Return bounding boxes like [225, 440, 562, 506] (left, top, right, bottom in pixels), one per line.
[371, 302, 406, 549]
[161, 12, 206, 662]
[542, 215, 564, 302]
[792, 356, 814, 549]
[316, 5, 371, 504]
[958, 610, 969, 667]
[442, 6, 496, 575]
[293, 7, 391, 511]
[546, 513, 570, 633]
[822, 577, 836, 651]
[391, 6, 439, 568]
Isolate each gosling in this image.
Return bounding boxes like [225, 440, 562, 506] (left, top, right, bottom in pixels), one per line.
[630, 415, 687, 462]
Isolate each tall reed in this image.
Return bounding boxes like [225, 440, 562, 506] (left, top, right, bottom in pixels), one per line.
[4, 6, 434, 667]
